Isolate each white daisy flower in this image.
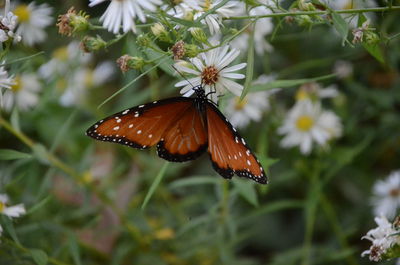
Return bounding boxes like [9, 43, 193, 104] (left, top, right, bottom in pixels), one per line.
[361, 215, 400, 262]
[2, 73, 41, 112]
[296, 82, 339, 101]
[231, 4, 274, 55]
[38, 41, 92, 81]
[89, 0, 162, 34]
[193, 0, 243, 35]
[0, 64, 15, 106]
[60, 61, 115, 107]
[12, 2, 52, 46]
[372, 170, 400, 220]
[278, 100, 342, 155]
[0, 193, 26, 218]
[165, 0, 201, 20]
[0, 10, 20, 43]
[225, 74, 280, 128]
[174, 41, 246, 103]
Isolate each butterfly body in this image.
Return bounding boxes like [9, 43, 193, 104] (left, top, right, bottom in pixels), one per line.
[86, 86, 267, 184]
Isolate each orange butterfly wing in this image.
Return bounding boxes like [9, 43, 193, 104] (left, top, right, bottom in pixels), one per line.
[206, 103, 267, 184]
[86, 98, 208, 162]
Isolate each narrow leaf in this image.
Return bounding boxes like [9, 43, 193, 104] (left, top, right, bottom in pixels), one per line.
[331, 12, 349, 45]
[240, 23, 255, 100]
[0, 149, 32, 160]
[27, 195, 51, 215]
[30, 249, 48, 265]
[141, 162, 169, 210]
[165, 14, 203, 28]
[232, 178, 258, 207]
[169, 176, 219, 189]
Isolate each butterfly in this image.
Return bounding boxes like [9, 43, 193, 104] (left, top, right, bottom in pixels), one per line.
[86, 86, 267, 184]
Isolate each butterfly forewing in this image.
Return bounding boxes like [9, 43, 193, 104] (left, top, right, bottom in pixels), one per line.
[206, 103, 267, 184]
[157, 104, 208, 162]
[86, 98, 193, 149]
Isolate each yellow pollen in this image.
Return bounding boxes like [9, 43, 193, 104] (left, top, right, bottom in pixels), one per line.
[234, 97, 248, 110]
[296, 115, 314, 131]
[201, 66, 219, 86]
[53, 47, 69, 61]
[14, 4, 31, 22]
[11, 76, 22, 92]
[0, 201, 5, 212]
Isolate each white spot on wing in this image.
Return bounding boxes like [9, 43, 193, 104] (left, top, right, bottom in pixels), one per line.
[113, 126, 119, 131]
[137, 130, 142, 134]
[138, 105, 144, 108]
[122, 109, 129, 115]
[116, 119, 121, 123]
[148, 134, 153, 138]
[129, 124, 133, 128]
[247, 160, 251, 166]
[241, 138, 246, 145]
[134, 112, 139, 117]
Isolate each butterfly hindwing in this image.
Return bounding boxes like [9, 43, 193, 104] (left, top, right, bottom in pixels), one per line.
[86, 98, 194, 150]
[206, 102, 267, 184]
[157, 104, 208, 162]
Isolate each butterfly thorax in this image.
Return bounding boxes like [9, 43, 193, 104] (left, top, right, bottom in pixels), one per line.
[193, 86, 208, 113]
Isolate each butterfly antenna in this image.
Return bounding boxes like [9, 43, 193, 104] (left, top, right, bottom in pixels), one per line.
[172, 64, 196, 89]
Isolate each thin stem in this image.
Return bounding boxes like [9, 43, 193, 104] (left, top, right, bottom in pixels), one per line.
[225, 6, 400, 20]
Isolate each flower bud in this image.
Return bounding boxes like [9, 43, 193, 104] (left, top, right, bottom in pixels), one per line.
[298, 0, 316, 11]
[80, 35, 107, 53]
[116, 55, 146, 72]
[295, 15, 313, 27]
[183, 44, 200, 58]
[136, 34, 151, 47]
[189, 27, 208, 44]
[151, 23, 172, 43]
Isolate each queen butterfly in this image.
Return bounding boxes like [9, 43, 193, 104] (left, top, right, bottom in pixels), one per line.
[86, 86, 267, 184]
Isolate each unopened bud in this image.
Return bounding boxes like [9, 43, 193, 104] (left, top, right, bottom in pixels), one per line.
[295, 15, 313, 27]
[189, 27, 208, 44]
[151, 23, 172, 43]
[136, 34, 151, 47]
[80, 35, 107, 53]
[183, 44, 200, 58]
[298, 0, 316, 11]
[116, 55, 146, 72]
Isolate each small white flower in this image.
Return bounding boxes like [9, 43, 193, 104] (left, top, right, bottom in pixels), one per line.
[0, 64, 15, 106]
[225, 75, 279, 128]
[296, 82, 339, 101]
[278, 100, 342, 154]
[89, 0, 162, 34]
[361, 215, 400, 262]
[334, 60, 353, 79]
[165, 0, 201, 20]
[193, 0, 243, 35]
[38, 41, 92, 81]
[0, 11, 20, 42]
[60, 61, 115, 107]
[12, 2, 53, 46]
[174, 41, 246, 103]
[0, 224, 3, 238]
[231, 4, 274, 55]
[372, 170, 400, 220]
[2, 73, 41, 112]
[0, 194, 26, 219]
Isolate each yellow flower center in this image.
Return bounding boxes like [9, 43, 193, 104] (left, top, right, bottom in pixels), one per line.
[14, 4, 31, 22]
[84, 70, 94, 87]
[296, 115, 314, 131]
[295, 89, 309, 101]
[201, 66, 219, 86]
[0, 201, 5, 212]
[234, 97, 248, 110]
[53, 47, 69, 61]
[203, 0, 212, 11]
[11, 76, 22, 92]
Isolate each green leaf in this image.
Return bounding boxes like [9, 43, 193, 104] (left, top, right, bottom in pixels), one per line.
[30, 249, 48, 265]
[0, 149, 32, 160]
[251, 74, 336, 92]
[232, 178, 258, 207]
[1, 216, 21, 245]
[363, 43, 385, 63]
[68, 233, 82, 265]
[169, 176, 219, 189]
[32, 144, 50, 165]
[240, 23, 255, 100]
[141, 162, 169, 210]
[27, 195, 51, 215]
[331, 12, 348, 45]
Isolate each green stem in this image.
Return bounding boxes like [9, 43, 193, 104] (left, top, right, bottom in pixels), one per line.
[219, 180, 230, 224]
[225, 6, 400, 20]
